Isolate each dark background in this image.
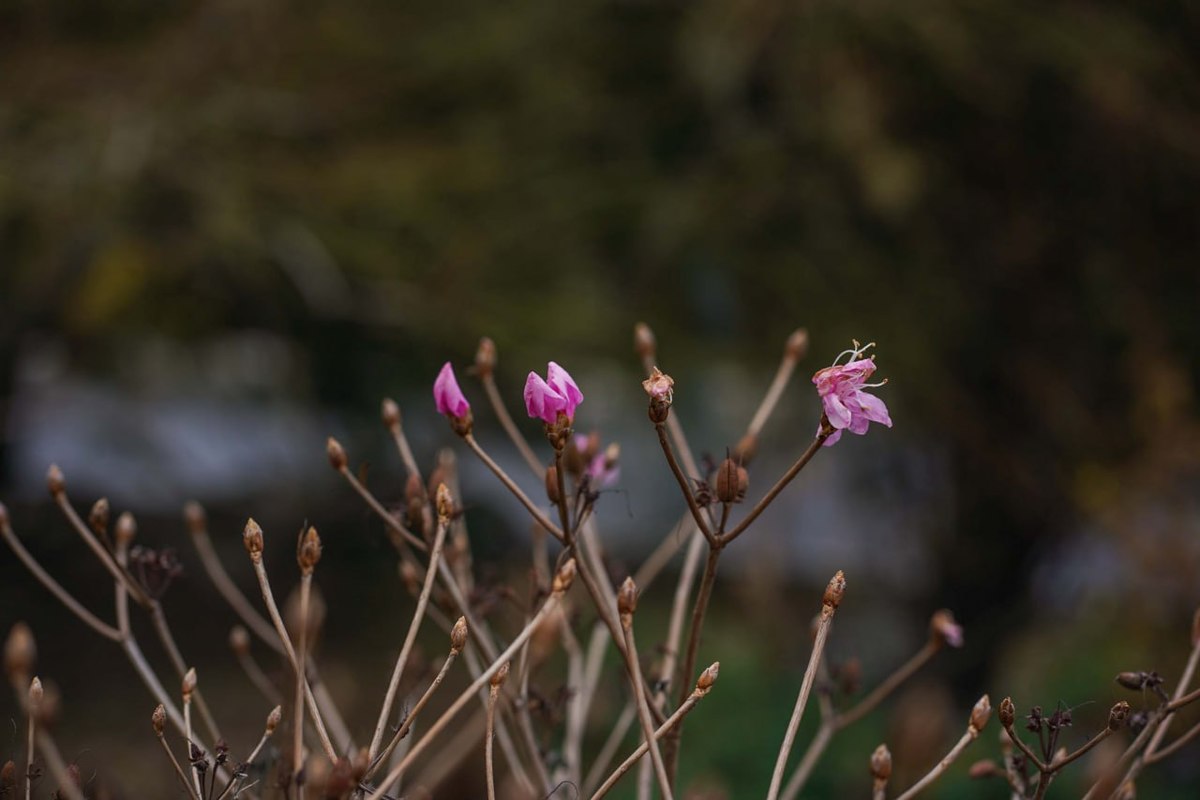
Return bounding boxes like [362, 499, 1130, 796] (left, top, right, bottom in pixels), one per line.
[1, 0, 1199, 796]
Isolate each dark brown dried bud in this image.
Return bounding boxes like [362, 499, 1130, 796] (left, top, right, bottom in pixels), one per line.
[229, 626, 251, 655]
[243, 518, 264, 557]
[967, 759, 1001, 779]
[4, 622, 35, 681]
[182, 667, 197, 699]
[115, 511, 137, 548]
[970, 694, 993, 733]
[152, 704, 167, 735]
[450, 616, 469, 653]
[1116, 672, 1145, 691]
[88, 498, 110, 538]
[869, 743, 892, 781]
[785, 328, 809, 361]
[634, 323, 656, 360]
[617, 577, 639, 618]
[183, 501, 206, 536]
[475, 337, 497, 378]
[999, 697, 1015, 728]
[823, 570, 847, 609]
[266, 705, 282, 734]
[552, 559, 577, 594]
[435, 483, 454, 521]
[545, 466, 561, 504]
[381, 398, 401, 430]
[1, 760, 15, 788]
[297, 526, 322, 574]
[697, 662, 720, 693]
[715, 458, 748, 504]
[326, 437, 348, 471]
[490, 661, 511, 689]
[1109, 701, 1131, 730]
[46, 464, 65, 497]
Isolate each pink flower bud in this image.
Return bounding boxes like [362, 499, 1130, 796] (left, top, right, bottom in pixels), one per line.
[524, 362, 584, 424]
[433, 362, 471, 419]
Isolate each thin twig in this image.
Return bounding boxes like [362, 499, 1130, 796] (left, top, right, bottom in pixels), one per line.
[583, 701, 637, 796]
[367, 645, 462, 780]
[721, 434, 827, 545]
[462, 433, 564, 542]
[33, 730, 84, 800]
[837, 642, 940, 729]
[893, 728, 979, 800]
[653, 424, 715, 546]
[480, 370, 544, 479]
[157, 731, 203, 800]
[622, 610, 674, 800]
[337, 465, 428, 552]
[486, 680, 501, 800]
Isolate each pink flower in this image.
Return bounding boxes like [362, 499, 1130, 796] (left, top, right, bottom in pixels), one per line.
[524, 362, 584, 424]
[812, 345, 892, 446]
[585, 444, 621, 489]
[433, 362, 470, 419]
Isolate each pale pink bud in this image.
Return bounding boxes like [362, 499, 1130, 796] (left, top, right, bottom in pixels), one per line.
[433, 362, 471, 419]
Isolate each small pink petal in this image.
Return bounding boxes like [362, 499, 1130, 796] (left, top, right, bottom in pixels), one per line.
[823, 392, 852, 429]
[547, 362, 584, 417]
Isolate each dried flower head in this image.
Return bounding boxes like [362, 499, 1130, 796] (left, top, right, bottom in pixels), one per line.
[786, 328, 809, 362]
[999, 697, 1016, 728]
[1109, 700, 1131, 730]
[450, 616, 469, 653]
[435, 483, 454, 521]
[812, 341, 892, 446]
[642, 366, 674, 402]
[182, 667, 198, 699]
[525, 362, 584, 426]
[28, 675, 43, 706]
[243, 518, 264, 558]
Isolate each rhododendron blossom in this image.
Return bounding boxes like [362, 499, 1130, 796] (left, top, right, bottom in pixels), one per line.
[812, 343, 891, 446]
[433, 362, 470, 419]
[524, 362, 584, 424]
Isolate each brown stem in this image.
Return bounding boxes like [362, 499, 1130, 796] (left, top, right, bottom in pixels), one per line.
[893, 728, 979, 800]
[481, 373, 544, 479]
[463, 433, 564, 542]
[366, 647, 460, 781]
[721, 434, 827, 545]
[1003, 725, 1048, 772]
[654, 424, 716, 546]
[836, 642, 940, 729]
[622, 616, 674, 800]
[337, 465, 428, 552]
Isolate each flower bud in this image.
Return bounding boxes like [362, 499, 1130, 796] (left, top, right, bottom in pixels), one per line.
[229, 626, 251, 655]
[46, 464, 65, 497]
[617, 577, 639, 617]
[552, 559, 577, 594]
[381, 398, 401, 430]
[115, 512, 137, 548]
[183, 501, 206, 537]
[450, 616, 469, 653]
[1109, 701, 1131, 730]
[545, 466, 561, 504]
[88, 498, 110, 538]
[326, 437, 348, 471]
[4, 622, 35, 681]
[714, 458, 748, 504]
[785, 328, 809, 362]
[266, 705, 282, 734]
[823, 570, 846, 609]
[634, 323, 656, 360]
[435, 483, 454, 521]
[970, 694, 993, 734]
[297, 526, 322, 574]
[696, 661, 719, 693]
[182, 667, 197, 699]
[929, 609, 964, 649]
[29, 676, 43, 706]
[999, 696, 1015, 728]
[490, 661, 510, 689]
[475, 337, 497, 378]
[869, 743, 892, 782]
[243, 519, 264, 557]
[152, 704, 167, 735]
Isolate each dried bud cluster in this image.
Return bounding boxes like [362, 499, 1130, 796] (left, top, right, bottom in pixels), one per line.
[642, 367, 675, 424]
[823, 570, 847, 609]
[451, 616, 469, 653]
[297, 526, 323, 574]
[869, 743, 892, 782]
[241, 520, 265, 559]
[970, 694, 993, 734]
[552, 559, 577, 594]
[1109, 700, 1131, 730]
[715, 458, 748, 504]
[617, 577, 639, 618]
[326, 437, 348, 471]
[696, 662, 720, 693]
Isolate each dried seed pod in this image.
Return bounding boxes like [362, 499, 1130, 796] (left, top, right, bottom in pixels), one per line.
[715, 458, 748, 504]
[326, 437, 348, 471]
[0, 501, 8, 529]
[968, 759, 1001, 779]
[28, 676, 43, 707]
[435, 483, 454, 521]
[182, 668, 198, 699]
[1109, 701, 1131, 730]
[243, 519, 264, 557]
[999, 697, 1016, 728]
[297, 527, 322, 574]
[733, 433, 758, 464]
[929, 609, 964, 649]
